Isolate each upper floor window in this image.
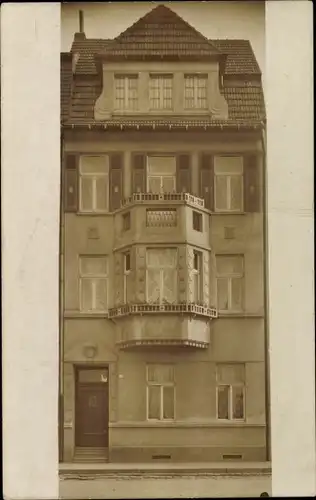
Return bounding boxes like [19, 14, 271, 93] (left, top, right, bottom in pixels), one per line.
[214, 156, 243, 212]
[147, 364, 175, 420]
[216, 364, 245, 421]
[79, 155, 108, 213]
[192, 250, 203, 302]
[147, 156, 176, 193]
[114, 75, 138, 111]
[146, 248, 178, 304]
[184, 74, 208, 109]
[216, 255, 244, 312]
[149, 74, 173, 110]
[123, 252, 132, 303]
[79, 256, 108, 312]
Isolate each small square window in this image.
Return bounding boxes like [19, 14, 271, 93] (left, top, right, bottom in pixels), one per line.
[122, 212, 131, 231]
[192, 211, 202, 232]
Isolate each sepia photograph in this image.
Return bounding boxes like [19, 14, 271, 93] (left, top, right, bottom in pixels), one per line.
[2, 2, 314, 499]
[60, 2, 269, 497]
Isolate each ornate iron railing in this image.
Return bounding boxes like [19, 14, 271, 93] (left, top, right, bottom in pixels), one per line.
[108, 302, 217, 319]
[121, 192, 205, 209]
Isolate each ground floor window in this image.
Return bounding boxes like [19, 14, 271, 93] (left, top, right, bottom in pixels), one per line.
[216, 363, 245, 420]
[146, 364, 175, 420]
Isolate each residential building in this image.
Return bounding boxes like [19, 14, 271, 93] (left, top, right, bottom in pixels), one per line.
[60, 4, 266, 463]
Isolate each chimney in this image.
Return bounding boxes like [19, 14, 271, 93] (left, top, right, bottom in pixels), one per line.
[79, 10, 84, 33]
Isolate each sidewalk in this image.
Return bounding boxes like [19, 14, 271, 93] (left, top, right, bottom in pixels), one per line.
[60, 461, 272, 477]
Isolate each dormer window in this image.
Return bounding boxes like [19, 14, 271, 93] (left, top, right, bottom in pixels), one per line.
[149, 74, 173, 110]
[184, 74, 208, 109]
[114, 75, 138, 111]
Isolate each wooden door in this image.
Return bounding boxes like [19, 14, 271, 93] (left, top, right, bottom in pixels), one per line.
[76, 382, 109, 447]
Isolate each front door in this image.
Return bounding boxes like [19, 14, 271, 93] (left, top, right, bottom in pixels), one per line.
[75, 368, 109, 448]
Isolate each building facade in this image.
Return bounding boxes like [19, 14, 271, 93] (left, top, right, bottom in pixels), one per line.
[60, 4, 267, 463]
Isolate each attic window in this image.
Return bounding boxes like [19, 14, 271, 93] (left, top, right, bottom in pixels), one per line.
[184, 75, 208, 109]
[149, 75, 173, 110]
[114, 75, 138, 111]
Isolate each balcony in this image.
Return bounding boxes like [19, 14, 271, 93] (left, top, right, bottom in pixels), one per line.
[121, 192, 205, 210]
[111, 312, 214, 350]
[108, 302, 217, 319]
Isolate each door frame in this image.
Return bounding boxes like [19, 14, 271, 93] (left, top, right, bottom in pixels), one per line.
[75, 365, 110, 448]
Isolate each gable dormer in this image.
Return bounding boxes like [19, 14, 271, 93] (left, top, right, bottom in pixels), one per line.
[94, 4, 228, 121]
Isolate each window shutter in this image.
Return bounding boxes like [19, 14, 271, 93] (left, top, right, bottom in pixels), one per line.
[199, 154, 214, 210]
[243, 154, 260, 212]
[132, 153, 146, 193]
[176, 154, 191, 193]
[109, 153, 123, 211]
[64, 154, 78, 212]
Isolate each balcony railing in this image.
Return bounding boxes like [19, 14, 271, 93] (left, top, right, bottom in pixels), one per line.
[121, 192, 205, 210]
[108, 302, 217, 320]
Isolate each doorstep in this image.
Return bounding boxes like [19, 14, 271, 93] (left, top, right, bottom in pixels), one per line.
[59, 461, 272, 477]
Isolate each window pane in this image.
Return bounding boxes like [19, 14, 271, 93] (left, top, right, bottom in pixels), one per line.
[124, 273, 133, 302]
[215, 175, 228, 210]
[162, 176, 175, 193]
[148, 386, 160, 419]
[80, 177, 93, 211]
[230, 175, 243, 211]
[217, 277, 229, 310]
[96, 176, 108, 211]
[79, 369, 108, 383]
[148, 156, 176, 175]
[80, 278, 93, 311]
[162, 269, 177, 303]
[217, 386, 229, 419]
[147, 269, 161, 303]
[217, 364, 245, 384]
[147, 248, 177, 268]
[95, 278, 108, 311]
[163, 386, 175, 419]
[214, 156, 243, 175]
[148, 176, 161, 193]
[147, 365, 174, 383]
[193, 272, 200, 302]
[80, 257, 108, 276]
[231, 277, 243, 310]
[232, 386, 244, 419]
[216, 256, 243, 276]
[81, 156, 108, 174]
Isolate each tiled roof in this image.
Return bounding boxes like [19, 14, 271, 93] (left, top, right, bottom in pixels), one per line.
[60, 53, 73, 121]
[62, 5, 265, 128]
[98, 4, 220, 61]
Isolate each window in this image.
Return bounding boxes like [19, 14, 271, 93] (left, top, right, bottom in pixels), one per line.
[216, 364, 245, 420]
[122, 211, 131, 231]
[114, 75, 138, 110]
[184, 74, 208, 109]
[192, 251, 202, 302]
[147, 156, 176, 194]
[192, 211, 202, 232]
[216, 255, 244, 312]
[79, 256, 108, 312]
[149, 75, 173, 110]
[146, 248, 177, 304]
[147, 364, 175, 420]
[214, 156, 243, 212]
[123, 252, 132, 303]
[79, 156, 109, 212]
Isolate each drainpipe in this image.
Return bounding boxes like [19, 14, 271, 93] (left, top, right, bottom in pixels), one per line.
[59, 131, 65, 462]
[261, 121, 271, 462]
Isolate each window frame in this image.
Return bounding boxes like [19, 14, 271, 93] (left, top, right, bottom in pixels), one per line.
[214, 156, 244, 213]
[146, 155, 177, 194]
[192, 210, 203, 232]
[114, 74, 139, 111]
[184, 73, 208, 110]
[79, 155, 109, 213]
[146, 364, 176, 421]
[79, 255, 109, 313]
[146, 247, 178, 304]
[123, 252, 131, 304]
[216, 383, 246, 421]
[216, 254, 244, 313]
[149, 74, 173, 110]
